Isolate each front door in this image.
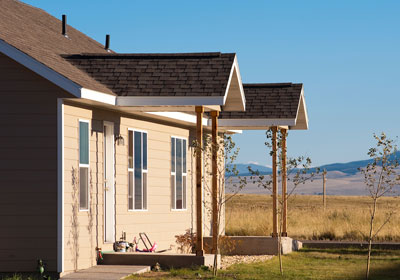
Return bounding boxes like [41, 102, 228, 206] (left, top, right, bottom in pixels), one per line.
[104, 122, 115, 243]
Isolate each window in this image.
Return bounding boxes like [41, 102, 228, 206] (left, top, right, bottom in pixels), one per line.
[79, 120, 89, 211]
[128, 130, 147, 210]
[171, 137, 187, 209]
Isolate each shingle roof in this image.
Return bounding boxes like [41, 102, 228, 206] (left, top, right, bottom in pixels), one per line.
[0, 0, 114, 95]
[219, 83, 303, 119]
[63, 53, 235, 97]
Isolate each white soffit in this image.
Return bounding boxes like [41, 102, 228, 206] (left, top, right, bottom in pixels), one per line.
[147, 112, 208, 125]
[217, 118, 296, 130]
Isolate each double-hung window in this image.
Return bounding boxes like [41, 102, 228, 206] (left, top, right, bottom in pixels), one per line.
[79, 120, 90, 211]
[171, 137, 187, 210]
[128, 130, 148, 210]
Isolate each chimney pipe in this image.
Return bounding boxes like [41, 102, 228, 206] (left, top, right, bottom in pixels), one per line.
[105, 34, 110, 51]
[62, 15, 67, 37]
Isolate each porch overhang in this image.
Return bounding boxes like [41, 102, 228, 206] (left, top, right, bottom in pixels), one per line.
[217, 84, 308, 131]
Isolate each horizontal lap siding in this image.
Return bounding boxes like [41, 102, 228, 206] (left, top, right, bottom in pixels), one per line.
[63, 103, 199, 273]
[0, 53, 70, 272]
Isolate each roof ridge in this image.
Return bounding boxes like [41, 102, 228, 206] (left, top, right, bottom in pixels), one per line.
[244, 83, 302, 88]
[63, 52, 234, 59]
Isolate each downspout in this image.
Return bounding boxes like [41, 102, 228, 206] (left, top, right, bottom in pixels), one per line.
[57, 98, 65, 273]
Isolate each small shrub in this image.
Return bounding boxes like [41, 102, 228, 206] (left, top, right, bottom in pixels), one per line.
[175, 229, 196, 254]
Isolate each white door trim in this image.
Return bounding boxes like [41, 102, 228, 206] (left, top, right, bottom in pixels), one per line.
[103, 121, 115, 243]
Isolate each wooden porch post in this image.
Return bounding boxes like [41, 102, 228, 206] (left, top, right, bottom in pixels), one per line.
[272, 127, 278, 237]
[195, 106, 204, 256]
[211, 111, 219, 254]
[281, 128, 288, 237]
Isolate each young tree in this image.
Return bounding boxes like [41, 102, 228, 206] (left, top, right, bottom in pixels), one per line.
[249, 129, 318, 276]
[194, 134, 246, 276]
[359, 133, 400, 279]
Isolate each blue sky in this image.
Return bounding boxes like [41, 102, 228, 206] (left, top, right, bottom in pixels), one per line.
[24, 0, 400, 166]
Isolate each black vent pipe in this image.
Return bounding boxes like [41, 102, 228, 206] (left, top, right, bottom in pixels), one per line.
[105, 34, 110, 51]
[62, 15, 67, 37]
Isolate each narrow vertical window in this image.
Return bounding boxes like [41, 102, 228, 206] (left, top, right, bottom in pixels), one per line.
[79, 121, 89, 211]
[128, 130, 147, 210]
[171, 137, 187, 210]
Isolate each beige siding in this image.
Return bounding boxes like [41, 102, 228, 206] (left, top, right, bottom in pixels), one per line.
[63, 103, 215, 273]
[0, 53, 71, 272]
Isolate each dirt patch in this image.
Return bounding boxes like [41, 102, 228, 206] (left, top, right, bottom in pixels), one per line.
[221, 255, 273, 269]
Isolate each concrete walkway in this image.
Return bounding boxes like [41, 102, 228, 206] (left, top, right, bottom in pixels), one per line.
[61, 265, 150, 280]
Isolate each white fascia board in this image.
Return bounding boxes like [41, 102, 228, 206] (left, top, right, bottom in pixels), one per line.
[301, 88, 309, 127]
[147, 111, 208, 125]
[81, 88, 116, 105]
[116, 96, 224, 107]
[217, 118, 296, 128]
[222, 55, 246, 109]
[0, 39, 81, 97]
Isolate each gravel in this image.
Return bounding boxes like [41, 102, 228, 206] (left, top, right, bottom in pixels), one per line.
[221, 255, 273, 269]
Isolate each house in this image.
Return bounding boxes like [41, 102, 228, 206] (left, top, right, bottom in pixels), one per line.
[0, 0, 308, 276]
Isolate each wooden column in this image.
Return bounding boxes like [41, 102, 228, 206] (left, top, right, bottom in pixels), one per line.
[211, 111, 219, 254]
[195, 106, 204, 256]
[281, 128, 288, 237]
[272, 127, 278, 237]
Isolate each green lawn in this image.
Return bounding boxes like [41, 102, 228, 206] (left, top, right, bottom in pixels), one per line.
[128, 248, 400, 280]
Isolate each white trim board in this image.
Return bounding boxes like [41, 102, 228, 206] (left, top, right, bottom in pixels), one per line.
[116, 96, 224, 107]
[57, 98, 64, 273]
[147, 112, 208, 125]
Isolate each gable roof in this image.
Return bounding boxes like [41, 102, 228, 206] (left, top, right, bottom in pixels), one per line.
[0, 0, 114, 95]
[220, 83, 302, 119]
[218, 83, 308, 130]
[64, 53, 235, 97]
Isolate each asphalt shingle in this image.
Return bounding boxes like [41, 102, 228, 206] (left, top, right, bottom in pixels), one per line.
[219, 83, 303, 119]
[64, 53, 235, 97]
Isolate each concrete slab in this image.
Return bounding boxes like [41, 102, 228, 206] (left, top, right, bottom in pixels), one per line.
[204, 236, 299, 255]
[100, 252, 220, 269]
[61, 265, 150, 280]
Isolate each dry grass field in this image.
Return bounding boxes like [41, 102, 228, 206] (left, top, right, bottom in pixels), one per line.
[225, 194, 400, 241]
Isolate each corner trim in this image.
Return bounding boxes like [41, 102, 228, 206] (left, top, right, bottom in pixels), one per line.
[57, 99, 65, 273]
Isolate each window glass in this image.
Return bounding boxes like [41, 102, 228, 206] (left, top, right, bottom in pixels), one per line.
[79, 167, 88, 210]
[134, 131, 142, 209]
[79, 122, 89, 165]
[128, 131, 133, 169]
[143, 133, 147, 170]
[171, 137, 186, 210]
[171, 138, 175, 173]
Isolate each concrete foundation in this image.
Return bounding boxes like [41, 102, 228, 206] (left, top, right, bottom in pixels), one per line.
[204, 236, 302, 255]
[100, 252, 220, 269]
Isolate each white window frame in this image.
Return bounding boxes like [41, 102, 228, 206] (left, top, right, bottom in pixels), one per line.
[171, 136, 187, 211]
[79, 119, 90, 212]
[128, 128, 148, 211]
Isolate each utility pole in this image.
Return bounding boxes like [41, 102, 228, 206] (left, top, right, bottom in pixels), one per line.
[323, 169, 327, 210]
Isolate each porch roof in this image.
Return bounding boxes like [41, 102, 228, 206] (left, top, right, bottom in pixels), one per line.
[64, 52, 246, 112]
[216, 83, 308, 130]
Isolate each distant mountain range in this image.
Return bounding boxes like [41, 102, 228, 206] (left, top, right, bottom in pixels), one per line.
[233, 151, 400, 177]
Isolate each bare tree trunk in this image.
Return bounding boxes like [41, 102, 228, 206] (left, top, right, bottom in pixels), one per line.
[366, 197, 377, 280]
[323, 172, 327, 210]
